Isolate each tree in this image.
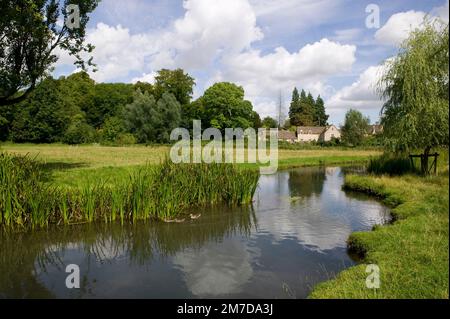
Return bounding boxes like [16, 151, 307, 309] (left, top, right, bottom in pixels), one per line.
[10, 78, 69, 143]
[0, 0, 99, 106]
[62, 114, 96, 145]
[314, 95, 329, 126]
[289, 88, 301, 126]
[341, 109, 370, 146]
[91, 82, 134, 128]
[202, 82, 255, 130]
[154, 69, 195, 106]
[59, 71, 96, 123]
[261, 117, 278, 129]
[134, 81, 154, 95]
[378, 20, 449, 174]
[124, 90, 181, 143]
[251, 111, 262, 129]
[101, 116, 125, 143]
[296, 90, 315, 126]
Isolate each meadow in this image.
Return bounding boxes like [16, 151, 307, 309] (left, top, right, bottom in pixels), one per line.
[0, 143, 381, 187]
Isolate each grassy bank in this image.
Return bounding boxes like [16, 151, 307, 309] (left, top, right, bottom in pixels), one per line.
[0, 153, 259, 228]
[310, 169, 449, 298]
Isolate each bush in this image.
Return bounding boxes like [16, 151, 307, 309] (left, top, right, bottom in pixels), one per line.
[101, 116, 125, 143]
[116, 133, 137, 146]
[63, 120, 97, 145]
[368, 154, 418, 175]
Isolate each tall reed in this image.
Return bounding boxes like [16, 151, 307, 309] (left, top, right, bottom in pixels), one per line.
[0, 153, 260, 228]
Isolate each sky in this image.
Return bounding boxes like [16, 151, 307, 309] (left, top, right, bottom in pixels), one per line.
[54, 0, 449, 126]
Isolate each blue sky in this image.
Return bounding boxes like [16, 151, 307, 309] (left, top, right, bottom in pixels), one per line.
[55, 0, 449, 125]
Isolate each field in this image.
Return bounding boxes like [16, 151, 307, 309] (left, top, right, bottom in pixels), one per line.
[0, 143, 381, 187]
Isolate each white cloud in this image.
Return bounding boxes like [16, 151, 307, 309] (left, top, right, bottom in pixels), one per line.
[375, 10, 427, 46]
[56, 0, 263, 82]
[215, 39, 356, 118]
[167, 0, 263, 69]
[375, 1, 449, 46]
[326, 65, 384, 112]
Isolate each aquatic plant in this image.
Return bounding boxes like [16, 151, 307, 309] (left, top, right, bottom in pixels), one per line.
[0, 153, 259, 228]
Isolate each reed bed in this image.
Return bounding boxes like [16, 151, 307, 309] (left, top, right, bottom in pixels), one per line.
[0, 153, 259, 228]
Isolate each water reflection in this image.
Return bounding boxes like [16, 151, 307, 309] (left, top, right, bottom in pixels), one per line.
[0, 167, 389, 299]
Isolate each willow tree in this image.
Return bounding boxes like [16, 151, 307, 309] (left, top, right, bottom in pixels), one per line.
[378, 20, 449, 174]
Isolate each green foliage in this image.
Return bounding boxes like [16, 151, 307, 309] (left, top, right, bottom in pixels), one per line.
[261, 116, 278, 128]
[0, 0, 99, 105]
[10, 78, 69, 143]
[251, 111, 262, 129]
[62, 115, 97, 145]
[134, 81, 154, 95]
[289, 88, 328, 126]
[0, 153, 259, 227]
[368, 154, 417, 176]
[154, 69, 195, 106]
[101, 116, 125, 143]
[116, 133, 137, 146]
[341, 109, 370, 146]
[124, 90, 181, 143]
[314, 95, 329, 126]
[92, 82, 134, 128]
[378, 20, 449, 155]
[202, 82, 255, 130]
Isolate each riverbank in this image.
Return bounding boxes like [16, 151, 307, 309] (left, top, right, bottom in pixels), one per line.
[310, 169, 449, 298]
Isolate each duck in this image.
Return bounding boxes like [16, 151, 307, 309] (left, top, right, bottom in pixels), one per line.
[190, 213, 202, 220]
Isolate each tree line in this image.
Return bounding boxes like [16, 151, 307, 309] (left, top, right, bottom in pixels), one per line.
[0, 69, 263, 144]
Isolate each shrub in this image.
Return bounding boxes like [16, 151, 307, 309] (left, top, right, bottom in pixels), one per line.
[63, 119, 97, 145]
[116, 133, 137, 145]
[368, 154, 418, 175]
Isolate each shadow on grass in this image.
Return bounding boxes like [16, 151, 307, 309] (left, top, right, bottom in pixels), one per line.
[38, 162, 88, 183]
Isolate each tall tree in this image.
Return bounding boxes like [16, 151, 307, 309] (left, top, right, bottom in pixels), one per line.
[0, 0, 99, 106]
[341, 109, 370, 146]
[297, 90, 315, 126]
[378, 20, 449, 174]
[154, 69, 195, 106]
[202, 82, 254, 130]
[124, 90, 181, 143]
[261, 117, 278, 129]
[314, 95, 329, 126]
[289, 87, 301, 126]
[10, 78, 69, 143]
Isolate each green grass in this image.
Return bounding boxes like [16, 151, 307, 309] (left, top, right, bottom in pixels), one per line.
[0, 143, 381, 187]
[310, 168, 449, 299]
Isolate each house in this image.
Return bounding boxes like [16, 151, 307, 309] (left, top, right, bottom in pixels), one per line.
[278, 130, 297, 143]
[367, 124, 383, 135]
[258, 129, 296, 143]
[297, 125, 341, 143]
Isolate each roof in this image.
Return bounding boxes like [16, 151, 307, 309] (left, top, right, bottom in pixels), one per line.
[278, 130, 297, 140]
[297, 126, 326, 135]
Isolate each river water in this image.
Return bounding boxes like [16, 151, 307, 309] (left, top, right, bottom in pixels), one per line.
[0, 166, 389, 299]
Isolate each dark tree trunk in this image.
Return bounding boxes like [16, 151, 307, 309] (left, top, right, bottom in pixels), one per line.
[421, 147, 432, 175]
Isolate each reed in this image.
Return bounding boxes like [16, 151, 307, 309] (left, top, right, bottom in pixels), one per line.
[0, 153, 259, 228]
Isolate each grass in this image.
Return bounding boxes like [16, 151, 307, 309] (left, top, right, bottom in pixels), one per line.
[0, 153, 259, 228]
[310, 164, 449, 298]
[0, 143, 381, 187]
